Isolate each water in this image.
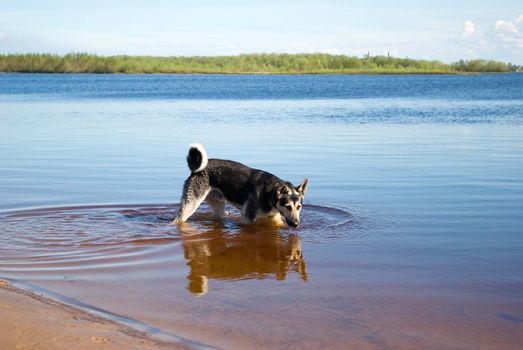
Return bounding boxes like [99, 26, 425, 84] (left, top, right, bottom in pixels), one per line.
[1, 73, 523, 349]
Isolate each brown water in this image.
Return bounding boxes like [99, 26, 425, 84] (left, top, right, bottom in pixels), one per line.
[1, 202, 521, 349]
[1, 74, 523, 349]
[0, 203, 364, 349]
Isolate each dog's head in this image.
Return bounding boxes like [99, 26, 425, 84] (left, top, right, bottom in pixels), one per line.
[276, 179, 308, 228]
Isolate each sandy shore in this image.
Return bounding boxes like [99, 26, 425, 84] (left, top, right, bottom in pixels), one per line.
[0, 280, 189, 350]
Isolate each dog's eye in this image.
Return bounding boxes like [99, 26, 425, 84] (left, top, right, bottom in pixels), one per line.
[296, 204, 302, 210]
[285, 204, 292, 210]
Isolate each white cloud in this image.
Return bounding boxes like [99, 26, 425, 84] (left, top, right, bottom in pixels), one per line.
[319, 48, 340, 55]
[447, 15, 523, 63]
[491, 15, 523, 49]
[461, 20, 475, 39]
[288, 41, 340, 55]
[289, 41, 315, 54]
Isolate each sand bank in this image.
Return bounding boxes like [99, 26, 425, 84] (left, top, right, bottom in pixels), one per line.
[0, 280, 189, 350]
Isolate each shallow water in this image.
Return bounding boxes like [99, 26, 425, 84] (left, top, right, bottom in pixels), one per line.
[1, 74, 523, 349]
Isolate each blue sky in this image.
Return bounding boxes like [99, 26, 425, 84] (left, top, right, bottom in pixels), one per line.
[1, 1, 522, 63]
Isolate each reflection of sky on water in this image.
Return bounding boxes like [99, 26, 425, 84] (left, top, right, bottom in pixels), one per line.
[1, 74, 523, 349]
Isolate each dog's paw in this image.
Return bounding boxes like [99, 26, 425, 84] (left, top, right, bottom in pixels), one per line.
[170, 218, 182, 225]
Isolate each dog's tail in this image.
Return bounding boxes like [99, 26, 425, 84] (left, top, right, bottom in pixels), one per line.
[187, 143, 208, 173]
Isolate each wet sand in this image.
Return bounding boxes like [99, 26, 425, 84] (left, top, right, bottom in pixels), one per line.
[0, 280, 188, 350]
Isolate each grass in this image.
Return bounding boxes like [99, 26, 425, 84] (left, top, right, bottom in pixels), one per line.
[0, 53, 513, 74]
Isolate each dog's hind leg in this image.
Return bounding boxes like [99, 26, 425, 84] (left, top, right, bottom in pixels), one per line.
[205, 189, 226, 219]
[173, 174, 210, 223]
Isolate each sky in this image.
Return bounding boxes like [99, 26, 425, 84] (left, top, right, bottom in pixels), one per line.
[1, 1, 522, 63]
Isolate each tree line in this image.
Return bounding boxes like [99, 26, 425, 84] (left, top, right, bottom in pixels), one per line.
[0, 53, 513, 74]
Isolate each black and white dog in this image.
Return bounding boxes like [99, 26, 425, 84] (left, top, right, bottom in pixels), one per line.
[173, 144, 308, 227]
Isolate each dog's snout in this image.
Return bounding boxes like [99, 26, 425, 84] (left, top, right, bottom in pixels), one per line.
[288, 221, 300, 228]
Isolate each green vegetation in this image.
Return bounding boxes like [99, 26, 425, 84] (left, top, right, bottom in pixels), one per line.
[0, 53, 512, 74]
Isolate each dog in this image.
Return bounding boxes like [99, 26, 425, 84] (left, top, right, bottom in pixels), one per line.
[172, 144, 308, 227]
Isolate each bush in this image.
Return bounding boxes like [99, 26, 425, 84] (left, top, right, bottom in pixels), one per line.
[0, 53, 511, 74]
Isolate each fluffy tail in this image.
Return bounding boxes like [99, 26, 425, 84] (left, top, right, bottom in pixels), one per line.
[187, 143, 208, 173]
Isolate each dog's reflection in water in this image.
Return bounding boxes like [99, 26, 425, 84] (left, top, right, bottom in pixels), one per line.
[178, 221, 307, 296]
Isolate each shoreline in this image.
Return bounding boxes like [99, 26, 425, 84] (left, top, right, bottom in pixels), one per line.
[0, 70, 497, 75]
[0, 53, 512, 74]
[0, 279, 195, 350]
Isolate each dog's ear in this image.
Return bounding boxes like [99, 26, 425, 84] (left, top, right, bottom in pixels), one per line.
[276, 185, 289, 198]
[296, 178, 308, 195]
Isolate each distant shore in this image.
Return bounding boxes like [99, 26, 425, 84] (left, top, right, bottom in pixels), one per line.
[0, 53, 514, 74]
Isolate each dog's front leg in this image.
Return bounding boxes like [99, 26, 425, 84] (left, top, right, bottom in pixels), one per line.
[240, 196, 257, 224]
